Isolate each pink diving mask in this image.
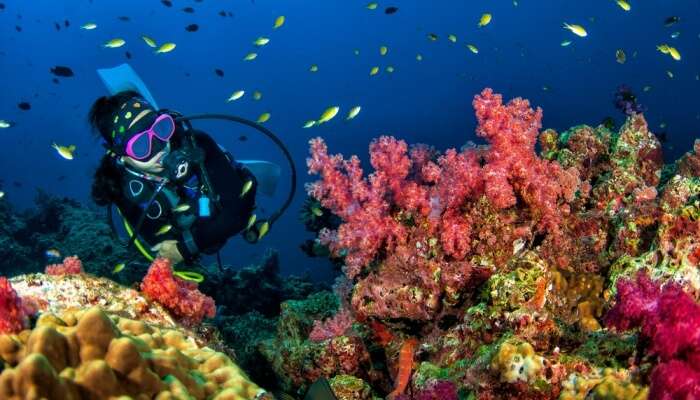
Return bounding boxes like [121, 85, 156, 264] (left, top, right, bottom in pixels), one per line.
[124, 113, 176, 160]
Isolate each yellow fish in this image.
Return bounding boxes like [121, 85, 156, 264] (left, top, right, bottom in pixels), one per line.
[666, 70, 674, 79]
[311, 206, 323, 217]
[257, 221, 270, 239]
[448, 34, 457, 43]
[253, 37, 270, 46]
[103, 38, 126, 48]
[616, 0, 631, 11]
[478, 13, 492, 27]
[427, 33, 438, 41]
[243, 52, 258, 61]
[142, 35, 157, 48]
[386, 66, 395, 73]
[563, 23, 587, 37]
[370, 66, 380, 75]
[173, 203, 191, 213]
[310, 64, 319, 72]
[346, 106, 361, 120]
[656, 44, 670, 54]
[367, 2, 378, 10]
[318, 106, 340, 124]
[52, 143, 75, 160]
[615, 49, 626, 64]
[303, 120, 316, 128]
[227, 90, 245, 102]
[253, 91, 262, 100]
[561, 40, 572, 47]
[668, 46, 681, 61]
[0, 120, 14, 128]
[0, 191, 4, 199]
[379, 46, 388, 56]
[273, 15, 285, 29]
[246, 214, 257, 230]
[80, 22, 97, 30]
[112, 262, 126, 274]
[173, 271, 204, 283]
[257, 112, 271, 123]
[240, 179, 254, 198]
[155, 42, 176, 53]
[156, 224, 173, 236]
[467, 44, 479, 54]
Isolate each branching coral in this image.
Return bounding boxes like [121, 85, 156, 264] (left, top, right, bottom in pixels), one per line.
[45, 255, 84, 276]
[140, 257, 216, 326]
[307, 89, 580, 322]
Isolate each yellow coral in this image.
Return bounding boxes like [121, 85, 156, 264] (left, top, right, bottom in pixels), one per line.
[560, 368, 648, 400]
[550, 269, 604, 332]
[0, 307, 265, 400]
[490, 340, 544, 383]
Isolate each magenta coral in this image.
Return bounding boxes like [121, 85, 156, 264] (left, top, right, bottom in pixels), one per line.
[605, 272, 700, 399]
[140, 257, 216, 325]
[0, 277, 30, 334]
[45, 255, 84, 276]
[308, 308, 355, 342]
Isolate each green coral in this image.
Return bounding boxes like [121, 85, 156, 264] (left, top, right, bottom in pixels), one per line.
[328, 375, 375, 400]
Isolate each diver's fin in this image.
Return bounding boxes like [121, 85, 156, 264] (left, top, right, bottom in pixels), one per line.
[239, 160, 281, 197]
[96, 63, 159, 110]
[304, 378, 337, 400]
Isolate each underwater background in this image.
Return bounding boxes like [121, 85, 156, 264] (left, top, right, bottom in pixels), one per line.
[2, 1, 700, 399]
[1, 0, 697, 280]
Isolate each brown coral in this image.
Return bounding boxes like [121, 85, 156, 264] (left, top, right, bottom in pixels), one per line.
[0, 307, 265, 400]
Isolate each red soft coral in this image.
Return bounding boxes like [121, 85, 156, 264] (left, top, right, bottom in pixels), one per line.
[140, 257, 216, 325]
[45, 255, 84, 275]
[0, 277, 30, 334]
[308, 308, 355, 342]
[605, 272, 700, 399]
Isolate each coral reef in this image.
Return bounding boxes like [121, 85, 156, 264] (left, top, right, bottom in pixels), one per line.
[0, 307, 264, 399]
[140, 257, 216, 326]
[45, 255, 84, 276]
[201, 250, 317, 318]
[0, 278, 32, 334]
[265, 88, 700, 398]
[0, 191, 141, 283]
[605, 272, 700, 399]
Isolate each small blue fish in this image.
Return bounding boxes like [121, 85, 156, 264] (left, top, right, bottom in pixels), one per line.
[45, 248, 61, 259]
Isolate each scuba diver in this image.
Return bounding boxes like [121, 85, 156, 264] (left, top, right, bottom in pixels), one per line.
[89, 64, 296, 268]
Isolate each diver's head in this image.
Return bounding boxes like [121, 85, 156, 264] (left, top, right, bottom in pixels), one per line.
[88, 90, 175, 174]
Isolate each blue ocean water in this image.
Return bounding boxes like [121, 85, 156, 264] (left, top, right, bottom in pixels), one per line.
[0, 0, 698, 280]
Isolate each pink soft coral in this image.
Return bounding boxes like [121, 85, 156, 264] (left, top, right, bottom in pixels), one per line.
[0, 277, 30, 334]
[605, 272, 700, 399]
[140, 257, 216, 325]
[308, 308, 355, 342]
[307, 89, 580, 321]
[45, 255, 84, 275]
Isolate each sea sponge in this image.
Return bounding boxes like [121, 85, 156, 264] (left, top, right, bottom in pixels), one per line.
[490, 339, 544, 384]
[0, 307, 265, 400]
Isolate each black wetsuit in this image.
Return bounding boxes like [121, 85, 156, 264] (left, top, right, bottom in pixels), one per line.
[114, 128, 257, 263]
